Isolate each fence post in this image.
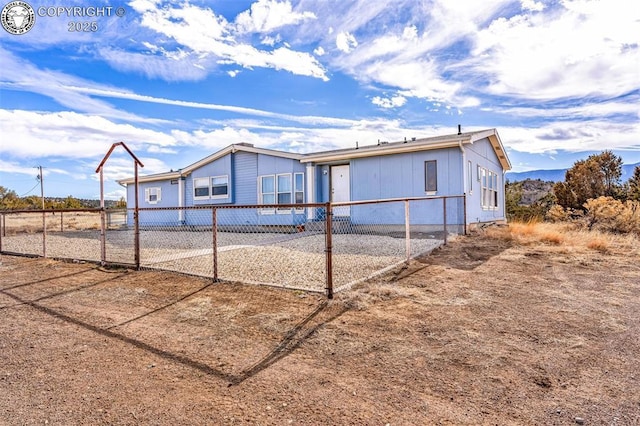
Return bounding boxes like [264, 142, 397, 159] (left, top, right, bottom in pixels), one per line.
[212, 207, 218, 282]
[42, 210, 47, 258]
[100, 167, 107, 265]
[405, 200, 411, 261]
[325, 202, 333, 299]
[60, 211, 64, 232]
[443, 197, 448, 245]
[134, 163, 140, 269]
[0, 214, 3, 252]
[463, 195, 467, 235]
[100, 209, 106, 265]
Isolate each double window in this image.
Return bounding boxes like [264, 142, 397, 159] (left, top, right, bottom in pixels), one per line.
[480, 168, 499, 209]
[193, 175, 229, 200]
[144, 187, 161, 204]
[259, 172, 304, 213]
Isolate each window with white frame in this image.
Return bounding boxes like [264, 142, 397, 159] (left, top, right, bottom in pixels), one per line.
[260, 176, 275, 204]
[481, 168, 499, 209]
[492, 172, 499, 208]
[259, 173, 304, 214]
[145, 187, 161, 204]
[193, 177, 210, 200]
[211, 175, 229, 198]
[294, 173, 304, 212]
[193, 175, 229, 200]
[277, 174, 292, 204]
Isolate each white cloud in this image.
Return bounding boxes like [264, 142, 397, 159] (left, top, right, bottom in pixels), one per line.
[0, 159, 41, 176]
[402, 25, 418, 40]
[0, 50, 165, 124]
[128, 1, 328, 81]
[235, 0, 316, 34]
[484, 99, 640, 120]
[372, 95, 407, 109]
[99, 48, 209, 81]
[502, 121, 640, 155]
[313, 46, 325, 56]
[0, 110, 179, 159]
[89, 156, 170, 181]
[68, 85, 355, 127]
[261, 34, 281, 46]
[520, 0, 545, 12]
[470, 0, 640, 99]
[292, 0, 509, 107]
[336, 31, 358, 53]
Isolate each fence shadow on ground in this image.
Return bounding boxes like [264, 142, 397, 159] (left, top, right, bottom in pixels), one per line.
[0, 261, 347, 385]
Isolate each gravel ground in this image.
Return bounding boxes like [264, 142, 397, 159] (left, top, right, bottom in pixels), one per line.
[1, 230, 443, 292]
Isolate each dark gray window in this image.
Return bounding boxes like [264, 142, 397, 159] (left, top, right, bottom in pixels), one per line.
[425, 160, 437, 192]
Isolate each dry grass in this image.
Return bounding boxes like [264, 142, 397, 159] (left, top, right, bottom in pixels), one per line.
[338, 281, 423, 311]
[1, 211, 124, 234]
[506, 220, 640, 254]
[586, 238, 610, 253]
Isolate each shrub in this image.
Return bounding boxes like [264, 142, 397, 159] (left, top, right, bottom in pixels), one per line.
[583, 196, 640, 234]
[546, 205, 568, 222]
[586, 238, 609, 253]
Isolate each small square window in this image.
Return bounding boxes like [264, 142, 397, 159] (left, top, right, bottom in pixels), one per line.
[145, 187, 161, 204]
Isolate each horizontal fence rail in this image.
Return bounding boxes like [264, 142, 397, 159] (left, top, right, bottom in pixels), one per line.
[1, 196, 466, 297]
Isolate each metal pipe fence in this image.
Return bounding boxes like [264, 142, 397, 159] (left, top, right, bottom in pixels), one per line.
[0, 196, 465, 297]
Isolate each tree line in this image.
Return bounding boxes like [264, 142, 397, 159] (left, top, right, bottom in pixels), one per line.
[507, 151, 640, 226]
[0, 186, 126, 210]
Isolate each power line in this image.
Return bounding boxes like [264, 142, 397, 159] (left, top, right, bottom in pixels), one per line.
[19, 181, 40, 197]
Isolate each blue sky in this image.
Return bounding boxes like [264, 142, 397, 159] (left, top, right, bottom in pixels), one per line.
[0, 0, 639, 199]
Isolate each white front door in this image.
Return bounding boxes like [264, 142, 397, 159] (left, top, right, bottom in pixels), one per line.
[331, 165, 350, 216]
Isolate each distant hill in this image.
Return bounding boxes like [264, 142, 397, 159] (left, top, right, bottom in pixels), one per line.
[507, 162, 640, 183]
[506, 168, 565, 183]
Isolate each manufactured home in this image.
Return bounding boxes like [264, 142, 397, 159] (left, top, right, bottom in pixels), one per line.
[118, 128, 511, 227]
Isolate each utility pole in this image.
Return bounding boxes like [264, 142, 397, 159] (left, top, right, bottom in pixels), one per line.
[37, 165, 46, 257]
[38, 165, 44, 210]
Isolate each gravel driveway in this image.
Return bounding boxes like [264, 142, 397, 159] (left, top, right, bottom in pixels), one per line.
[1, 229, 443, 292]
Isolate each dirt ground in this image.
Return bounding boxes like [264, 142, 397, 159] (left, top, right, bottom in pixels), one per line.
[1, 226, 639, 425]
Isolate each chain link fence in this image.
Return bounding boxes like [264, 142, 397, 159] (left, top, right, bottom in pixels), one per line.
[0, 209, 126, 259]
[1, 196, 465, 297]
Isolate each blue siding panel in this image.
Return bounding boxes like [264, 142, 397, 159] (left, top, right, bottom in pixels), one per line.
[126, 180, 181, 226]
[233, 151, 258, 204]
[349, 147, 464, 225]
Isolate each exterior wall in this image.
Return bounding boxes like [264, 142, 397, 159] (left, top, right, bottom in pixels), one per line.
[464, 137, 506, 224]
[346, 147, 464, 225]
[126, 179, 181, 226]
[317, 165, 330, 203]
[234, 151, 258, 204]
[124, 138, 507, 228]
[187, 154, 232, 206]
[178, 151, 307, 227]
